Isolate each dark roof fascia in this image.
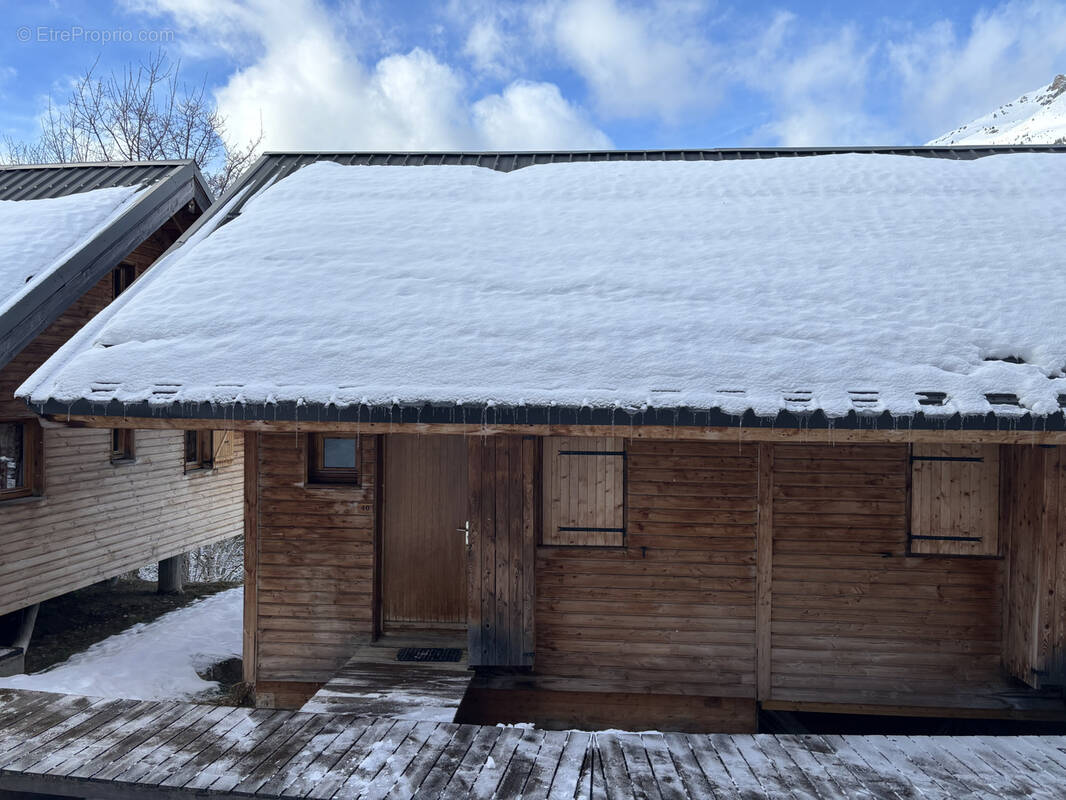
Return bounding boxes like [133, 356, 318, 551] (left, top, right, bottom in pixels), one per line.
[0, 161, 210, 368]
[30, 396, 1066, 432]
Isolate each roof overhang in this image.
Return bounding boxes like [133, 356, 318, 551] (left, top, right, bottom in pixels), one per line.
[0, 161, 211, 368]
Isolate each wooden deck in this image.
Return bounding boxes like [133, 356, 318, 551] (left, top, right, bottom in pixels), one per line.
[300, 646, 472, 721]
[2, 689, 1066, 799]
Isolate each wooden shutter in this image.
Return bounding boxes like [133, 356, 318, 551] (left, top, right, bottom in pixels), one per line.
[542, 436, 625, 546]
[212, 431, 235, 467]
[910, 443, 1000, 556]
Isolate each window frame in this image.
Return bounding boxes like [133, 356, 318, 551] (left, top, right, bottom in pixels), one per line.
[0, 419, 42, 501]
[184, 429, 214, 472]
[307, 434, 361, 486]
[110, 428, 135, 464]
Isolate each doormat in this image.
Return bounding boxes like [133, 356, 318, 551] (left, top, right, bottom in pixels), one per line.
[396, 647, 462, 663]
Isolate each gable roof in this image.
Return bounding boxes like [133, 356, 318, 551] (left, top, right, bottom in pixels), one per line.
[17, 146, 1066, 432]
[0, 160, 211, 368]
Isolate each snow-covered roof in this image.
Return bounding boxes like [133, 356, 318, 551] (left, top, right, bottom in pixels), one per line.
[0, 161, 212, 369]
[0, 185, 141, 318]
[19, 149, 1066, 427]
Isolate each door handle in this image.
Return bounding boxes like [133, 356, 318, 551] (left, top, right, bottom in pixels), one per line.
[456, 520, 470, 547]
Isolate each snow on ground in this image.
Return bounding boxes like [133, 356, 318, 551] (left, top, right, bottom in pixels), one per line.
[0, 587, 242, 701]
[929, 74, 1066, 146]
[19, 153, 1066, 422]
[0, 184, 142, 317]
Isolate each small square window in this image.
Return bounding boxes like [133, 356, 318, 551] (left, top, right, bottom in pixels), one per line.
[309, 434, 360, 485]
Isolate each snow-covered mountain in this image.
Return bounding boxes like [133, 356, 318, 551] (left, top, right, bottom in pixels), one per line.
[928, 74, 1066, 146]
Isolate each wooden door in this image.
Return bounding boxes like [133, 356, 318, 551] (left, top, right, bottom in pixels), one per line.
[383, 435, 469, 626]
[467, 435, 536, 666]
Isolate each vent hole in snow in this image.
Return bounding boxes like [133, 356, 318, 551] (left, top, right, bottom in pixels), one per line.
[917, 391, 947, 407]
[984, 355, 1027, 364]
[985, 393, 1021, 406]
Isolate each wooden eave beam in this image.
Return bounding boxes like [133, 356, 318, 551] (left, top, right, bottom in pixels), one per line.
[42, 413, 1066, 444]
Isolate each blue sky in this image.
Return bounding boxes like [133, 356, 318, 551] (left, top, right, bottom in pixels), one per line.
[2, 0, 1066, 152]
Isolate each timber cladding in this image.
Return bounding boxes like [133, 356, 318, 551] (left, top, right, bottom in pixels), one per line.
[535, 440, 758, 699]
[0, 258, 243, 618]
[253, 432, 378, 683]
[768, 443, 1004, 708]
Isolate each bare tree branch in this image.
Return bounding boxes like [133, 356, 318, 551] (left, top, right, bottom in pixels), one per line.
[1, 49, 261, 193]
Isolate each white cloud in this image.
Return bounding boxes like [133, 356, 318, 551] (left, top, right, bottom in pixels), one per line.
[473, 81, 612, 149]
[124, 0, 610, 151]
[548, 0, 719, 120]
[739, 14, 893, 146]
[887, 0, 1066, 139]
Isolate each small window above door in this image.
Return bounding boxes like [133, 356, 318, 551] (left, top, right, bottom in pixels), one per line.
[308, 434, 360, 485]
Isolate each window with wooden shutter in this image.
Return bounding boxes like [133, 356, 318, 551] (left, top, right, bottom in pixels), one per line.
[909, 443, 1000, 557]
[542, 436, 625, 546]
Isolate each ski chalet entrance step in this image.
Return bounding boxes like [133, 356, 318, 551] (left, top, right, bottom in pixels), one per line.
[299, 644, 473, 721]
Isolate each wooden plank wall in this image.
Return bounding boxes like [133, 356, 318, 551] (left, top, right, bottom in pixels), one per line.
[0, 236, 244, 618]
[253, 432, 378, 683]
[769, 443, 1005, 708]
[534, 440, 758, 700]
[467, 436, 535, 667]
[1002, 445, 1066, 688]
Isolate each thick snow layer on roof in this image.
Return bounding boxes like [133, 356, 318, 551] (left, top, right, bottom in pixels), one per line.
[0, 184, 142, 317]
[19, 154, 1066, 420]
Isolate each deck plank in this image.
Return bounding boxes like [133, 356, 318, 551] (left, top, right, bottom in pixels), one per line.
[705, 733, 767, 800]
[469, 724, 526, 800]
[659, 732, 717, 800]
[256, 715, 370, 798]
[181, 709, 296, 791]
[228, 713, 331, 795]
[547, 731, 592, 800]
[0, 694, 103, 760]
[36, 701, 170, 777]
[358, 720, 442, 800]
[106, 703, 234, 785]
[88, 703, 216, 782]
[134, 705, 251, 786]
[437, 725, 502, 798]
[0, 691, 1063, 800]
[379, 721, 459, 799]
[304, 717, 407, 800]
[0, 698, 130, 770]
[751, 735, 827, 800]
[402, 722, 477, 800]
[494, 728, 548, 800]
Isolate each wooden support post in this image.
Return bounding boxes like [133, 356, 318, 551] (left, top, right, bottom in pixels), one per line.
[756, 443, 773, 702]
[243, 432, 259, 686]
[157, 554, 185, 595]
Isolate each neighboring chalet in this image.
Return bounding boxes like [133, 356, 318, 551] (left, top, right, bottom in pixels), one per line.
[0, 161, 243, 674]
[18, 147, 1066, 732]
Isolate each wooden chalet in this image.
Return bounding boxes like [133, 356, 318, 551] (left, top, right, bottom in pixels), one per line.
[0, 162, 243, 675]
[17, 147, 1066, 733]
